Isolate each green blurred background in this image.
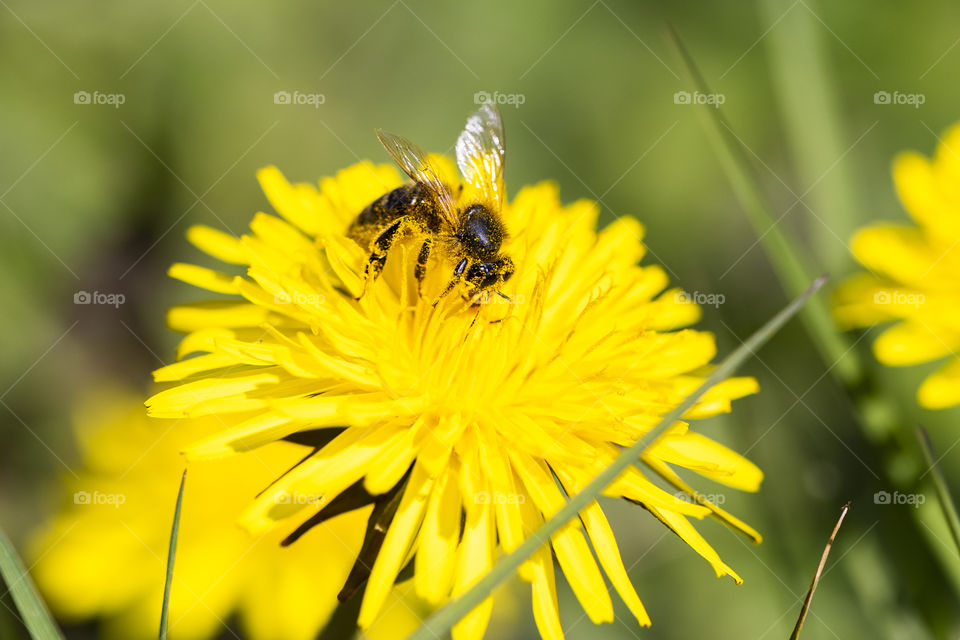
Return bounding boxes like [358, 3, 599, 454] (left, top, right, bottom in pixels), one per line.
[2, 0, 960, 638]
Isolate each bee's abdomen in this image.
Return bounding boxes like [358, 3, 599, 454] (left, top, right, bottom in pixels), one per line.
[347, 183, 442, 245]
[350, 186, 409, 230]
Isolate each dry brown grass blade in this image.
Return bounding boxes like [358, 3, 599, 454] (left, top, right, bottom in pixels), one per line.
[790, 502, 850, 640]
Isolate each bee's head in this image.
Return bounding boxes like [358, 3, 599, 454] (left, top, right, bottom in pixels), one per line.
[456, 204, 507, 261]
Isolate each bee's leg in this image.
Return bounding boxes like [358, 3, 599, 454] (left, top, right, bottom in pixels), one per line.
[432, 258, 468, 307]
[358, 216, 412, 299]
[414, 238, 433, 299]
[466, 305, 483, 334]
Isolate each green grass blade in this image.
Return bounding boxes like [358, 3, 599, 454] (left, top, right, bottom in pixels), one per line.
[916, 426, 960, 556]
[0, 525, 64, 640]
[408, 275, 827, 640]
[667, 26, 862, 389]
[159, 470, 187, 640]
[759, 0, 861, 271]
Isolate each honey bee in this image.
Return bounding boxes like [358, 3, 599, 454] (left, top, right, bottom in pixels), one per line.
[347, 104, 514, 305]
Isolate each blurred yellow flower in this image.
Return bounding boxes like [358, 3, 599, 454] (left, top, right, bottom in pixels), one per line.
[834, 122, 960, 409]
[147, 157, 762, 639]
[28, 387, 429, 639]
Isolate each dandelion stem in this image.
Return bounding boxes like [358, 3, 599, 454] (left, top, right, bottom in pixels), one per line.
[408, 276, 827, 640]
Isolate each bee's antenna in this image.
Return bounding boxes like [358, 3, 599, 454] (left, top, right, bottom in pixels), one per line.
[496, 290, 512, 302]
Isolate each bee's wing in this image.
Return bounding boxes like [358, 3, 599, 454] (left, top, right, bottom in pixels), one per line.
[456, 103, 506, 212]
[376, 129, 459, 226]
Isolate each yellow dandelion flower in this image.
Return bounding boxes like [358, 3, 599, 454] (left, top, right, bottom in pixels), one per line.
[28, 386, 428, 640]
[834, 122, 960, 409]
[147, 142, 762, 638]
